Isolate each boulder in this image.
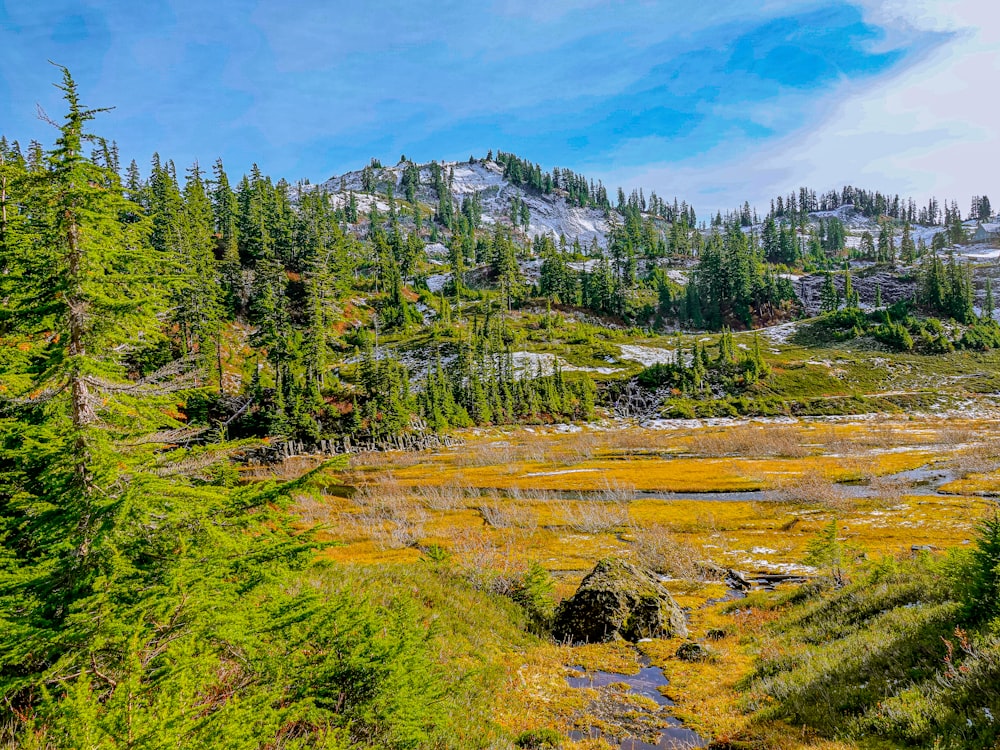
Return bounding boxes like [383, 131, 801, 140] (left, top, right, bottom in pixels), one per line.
[553, 558, 687, 644]
[676, 641, 714, 662]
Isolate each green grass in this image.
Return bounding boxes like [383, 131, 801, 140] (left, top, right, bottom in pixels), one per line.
[739, 553, 1000, 749]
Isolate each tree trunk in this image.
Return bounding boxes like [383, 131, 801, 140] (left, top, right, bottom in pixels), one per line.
[66, 207, 96, 428]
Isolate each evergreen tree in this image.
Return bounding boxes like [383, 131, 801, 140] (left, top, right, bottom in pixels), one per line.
[900, 223, 916, 265]
[858, 231, 875, 261]
[175, 162, 225, 378]
[944, 251, 975, 323]
[492, 228, 523, 311]
[820, 272, 839, 313]
[843, 270, 859, 309]
[1, 68, 164, 427]
[211, 159, 243, 313]
[0, 67, 175, 730]
[920, 253, 947, 313]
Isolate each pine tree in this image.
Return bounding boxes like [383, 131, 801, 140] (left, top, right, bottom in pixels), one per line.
[900, 222, 916, 265]
[843, 270, 859, 309]
[920, 253, 947, 313]
[820, 271, 839, 313]
[804, 519, 844, 582]
[0, 66, 169, 721]
[944, 251, 975, 323]
[492, 229, 523, 311]
[211, 159, 243, 313]
[175, 162, 225, 377]
[858, 231, 875, 261]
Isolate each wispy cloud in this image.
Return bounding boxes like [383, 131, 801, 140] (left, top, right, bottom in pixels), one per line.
[608, 0, 998, 212]
[2, 0, 974, 214]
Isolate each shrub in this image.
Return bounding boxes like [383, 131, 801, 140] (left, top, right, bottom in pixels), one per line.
[959, 511, 1000, 624]
[632, 525, 706, 582]
[637, 361, 687, 389]
[514, 728, 563, 749]
[959, 321, 1000, 351]
[822, 307, 868, 330]
[873, 322, 914, 351]
[661, 398, 696, 419]
[508, 561, 556, 635]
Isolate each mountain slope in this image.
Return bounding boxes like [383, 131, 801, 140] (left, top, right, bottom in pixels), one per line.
[318, 158, 612, 247]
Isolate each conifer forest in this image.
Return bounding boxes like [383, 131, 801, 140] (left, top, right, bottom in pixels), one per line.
[2, 31, 1000, 750]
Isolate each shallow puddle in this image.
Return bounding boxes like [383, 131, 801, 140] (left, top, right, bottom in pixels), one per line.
[566, 660, 708, 749]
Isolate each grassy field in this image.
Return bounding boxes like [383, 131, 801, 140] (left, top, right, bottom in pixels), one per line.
[264, 412, 999, 748]
[244, 307, 1000, 749]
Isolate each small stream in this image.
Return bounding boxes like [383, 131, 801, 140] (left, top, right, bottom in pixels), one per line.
[566, 658, 708, 749]
[512, 465, 960, 504]
[634, 465, 957, 502]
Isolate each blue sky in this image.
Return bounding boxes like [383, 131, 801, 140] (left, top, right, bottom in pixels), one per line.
[2, 0, 996, 212]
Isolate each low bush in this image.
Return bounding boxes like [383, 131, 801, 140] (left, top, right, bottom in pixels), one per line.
[742, 517, 1000, 750]
[514, 728, 563, 749]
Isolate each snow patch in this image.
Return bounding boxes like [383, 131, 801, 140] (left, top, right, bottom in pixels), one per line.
[617, 345, 677, 367]
[510, 351, 618, 377]
[759, 321, 799, 344]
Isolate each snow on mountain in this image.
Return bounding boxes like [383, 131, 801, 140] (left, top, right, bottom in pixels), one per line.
[318, 158, 611, 247]
[809, 204, 876, 231]
[740, 204, 995, 258]
[325, 191, 391, 214]
[310, 158, 996, 295]
[448, 161, 504, 196]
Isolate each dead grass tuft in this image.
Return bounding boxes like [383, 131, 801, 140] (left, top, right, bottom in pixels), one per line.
[457, 442, 518, 468]
[601, 428, 686, 454]
[946, 443, 1000, 479]
[349, 449, 425, 471]
[937, 424, 982, 446]
[631, 524, 708, 582]
[478, 493, 538, 532]
[556, 499, 631, 534]
[353, 473, 428, 549]
[687, 425, 810, 458]
[866, 474, 911, 507]
[767, 469, 854, 512]
[556, 480, 634, 533]
[551, 430, 604, 465]
[415, 480, 468, 511]
[821, 422, 929, 454]
[291, 492, 329, 525]
[451, 529, 531, 595]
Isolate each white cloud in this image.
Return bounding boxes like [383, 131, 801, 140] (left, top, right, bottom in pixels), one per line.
[609, 0, 1000, 215]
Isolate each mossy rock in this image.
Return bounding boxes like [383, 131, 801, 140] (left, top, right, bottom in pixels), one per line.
[676, 641, 714, 661]
[553, 558, 687, 644]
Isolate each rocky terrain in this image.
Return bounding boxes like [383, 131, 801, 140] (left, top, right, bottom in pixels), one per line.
[316, 158, 612, 246]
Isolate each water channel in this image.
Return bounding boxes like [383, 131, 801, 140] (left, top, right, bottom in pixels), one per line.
[566, 657, 708, 749]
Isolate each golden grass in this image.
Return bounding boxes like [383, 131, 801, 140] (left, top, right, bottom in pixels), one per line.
[939, 468, 1000, 496]
[684, 423, 812, 458]
[630, 524, 710, 582]
[385, 449, 937, 496]
[283, 417, 999, 748]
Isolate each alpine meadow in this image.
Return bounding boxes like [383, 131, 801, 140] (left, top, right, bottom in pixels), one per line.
[2, 3, 1000, 749]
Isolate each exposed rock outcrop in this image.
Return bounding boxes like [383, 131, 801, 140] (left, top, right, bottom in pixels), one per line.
[553, 558, 687, 644]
